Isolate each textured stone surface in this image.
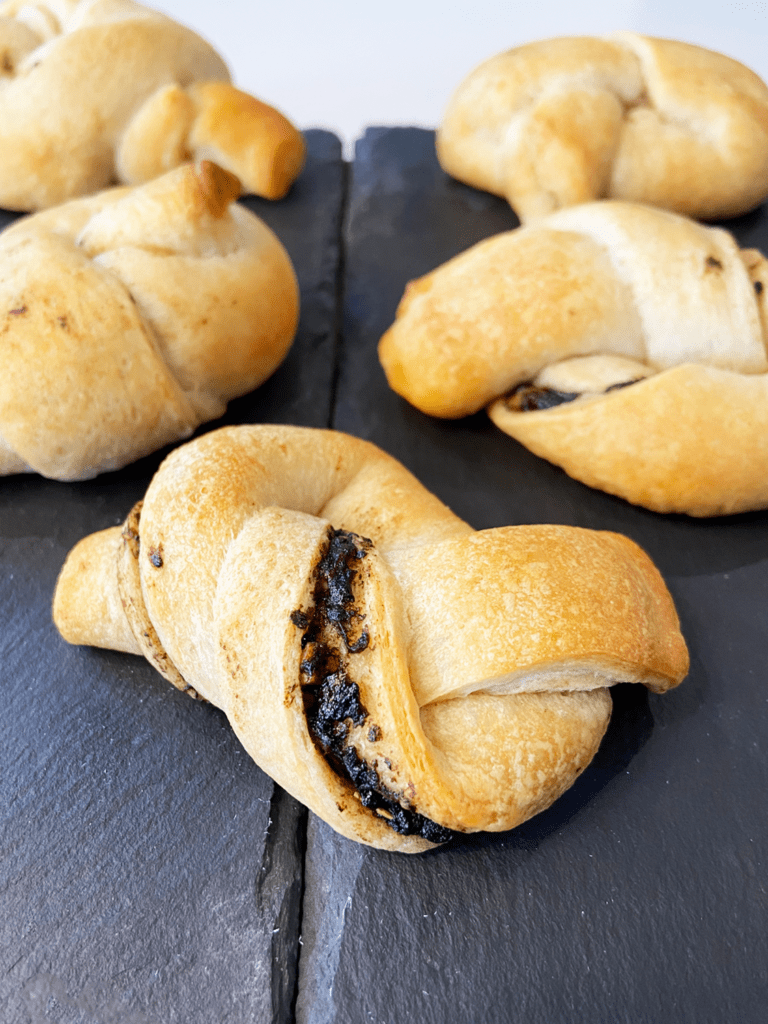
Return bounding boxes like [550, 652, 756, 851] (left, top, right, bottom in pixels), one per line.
[295, 127, 768, 1024]
[0, 131, 344, 1024]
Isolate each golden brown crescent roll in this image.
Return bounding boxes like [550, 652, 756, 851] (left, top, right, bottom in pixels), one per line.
[0, 161, 298, 480]
[53, 424, 689, 853]
[0, 0, 305, 210]
[437, 34, 768, 223]
[379, 200, 768, 516]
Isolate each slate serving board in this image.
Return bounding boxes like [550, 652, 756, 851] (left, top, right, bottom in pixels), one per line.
[296, 128, 768, 1024]
[0, 130, 344, 1024]
[2, 125, 768, 1024]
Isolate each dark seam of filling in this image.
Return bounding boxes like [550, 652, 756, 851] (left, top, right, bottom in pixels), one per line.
[508, 385, 580, 411]
[506, 376, 645, 411]
[604, 377, 646, 392]
[292, 527, 455, 845]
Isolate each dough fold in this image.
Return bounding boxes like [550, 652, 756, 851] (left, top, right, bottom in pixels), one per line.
[0, 0, 305, 210]
[0, 161, 299, 479]
[53, 425, 689, 851]
[379, 201, 768, 515]
[438, 34, 768, 222]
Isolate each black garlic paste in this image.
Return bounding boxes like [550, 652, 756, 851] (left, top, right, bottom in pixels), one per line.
[506, 376, 645, 411]
[292, 528, 455, 845]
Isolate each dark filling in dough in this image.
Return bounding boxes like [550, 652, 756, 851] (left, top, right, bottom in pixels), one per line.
[506, 376, 644, 411]
[508, 384, 580, 411]
[293, 528, 455, 845]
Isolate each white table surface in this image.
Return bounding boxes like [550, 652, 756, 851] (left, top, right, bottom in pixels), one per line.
[150, 0, 768, 156]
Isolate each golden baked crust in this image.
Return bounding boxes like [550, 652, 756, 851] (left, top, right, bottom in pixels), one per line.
[379, 200, 768, 516]
[53, 424, 688, 852]
[0, 162, 299, 480]
[0, 0, 305, 210]
[437, 34, 768, 222]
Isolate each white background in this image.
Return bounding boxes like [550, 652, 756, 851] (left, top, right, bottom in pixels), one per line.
[152, 1, 768, 157]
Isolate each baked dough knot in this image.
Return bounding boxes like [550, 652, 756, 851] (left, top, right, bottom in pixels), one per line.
[437, 33, 768, 222]
[0, 161, 299, 480]
[379, 200, 768, 517]
[53, 425, 688, 852]
[0, 0, 305, 211]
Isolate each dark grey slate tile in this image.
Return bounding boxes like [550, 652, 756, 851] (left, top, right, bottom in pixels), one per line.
[237, 130, 346, 432]
[0, 130, 345, 1024]
[1, 535, 277, 1024]
[296, 126, 768, 1024]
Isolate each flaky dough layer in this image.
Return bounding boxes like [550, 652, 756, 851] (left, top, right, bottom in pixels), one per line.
[0, 0, 305, 210]
[0, 161, 298, 480]
[438, 33, 768, 222]
[53, 425, 688, 852]
[379, 201, 768, 516]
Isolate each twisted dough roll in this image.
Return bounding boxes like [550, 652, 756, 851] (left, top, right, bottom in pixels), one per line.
[53, 425, 688, 852]
[437, 33, 768, 223]
[0, 161, 298, 480]
[0, 0, 305, 210]
[379, 201, 768, 516]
